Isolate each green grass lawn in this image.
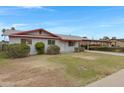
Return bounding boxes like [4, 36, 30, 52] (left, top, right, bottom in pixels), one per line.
[48, 52, 124, 86]
[0, 52, 8, 64]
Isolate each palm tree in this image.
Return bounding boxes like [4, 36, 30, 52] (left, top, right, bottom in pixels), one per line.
[2, 29, 6, 34]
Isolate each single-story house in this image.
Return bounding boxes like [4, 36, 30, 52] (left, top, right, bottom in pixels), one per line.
[111, 39, 124, 47]
[80, 39, 112, 49]
[9, 28, 82, 55]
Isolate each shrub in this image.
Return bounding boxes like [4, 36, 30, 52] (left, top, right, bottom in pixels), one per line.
[0, 44, 8, 52]
[79, 47, 85, 52]
[35, 42, 45, 54]
[74, 47, 79, 52]
[74, 47, 85, 52]
[47, 45, 60, 55]
[6, 44, 30, 58]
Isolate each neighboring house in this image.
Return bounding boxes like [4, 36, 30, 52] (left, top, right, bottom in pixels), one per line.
[80, 39, 112, 49]
[9, 29, 82, 55]
[2, 29, 20, 36]
[111, 39, 124, 47]
[2, 29, 20, 41]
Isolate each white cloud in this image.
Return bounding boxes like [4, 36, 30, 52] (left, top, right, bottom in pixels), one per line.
[41, 21, 61, 26]
[20, 6, 43, 9]
[95, 18, 124, 28]
[0, 23, 4, 26]
[0, 23, 8, 30]
[41, 7, 55, 12]
[19, 6, 55, 11]
[0, 6, 55, 16]
[12, 23, 28, 28]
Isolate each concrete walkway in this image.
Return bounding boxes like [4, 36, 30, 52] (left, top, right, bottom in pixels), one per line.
[87, 50, 124, 56]
[86, 50, 124, 87]
[87, 69, 124, 87]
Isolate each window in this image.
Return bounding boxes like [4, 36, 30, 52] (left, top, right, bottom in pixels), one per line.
[48, 40, 55, 45]
[21, 39, 32, 44]
[21, 39, 26, 44]
[39, 31, 42, 34]
[27, 39, 32, 44]
[68, 42, 75, 46]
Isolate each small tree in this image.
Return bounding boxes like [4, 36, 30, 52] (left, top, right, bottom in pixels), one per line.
[11, 27, 16, 30]
[112, 37, 117, 40]
[35, 42, 45, 54]
[2, 29, 6, 34]
[103, 36, 110, 40]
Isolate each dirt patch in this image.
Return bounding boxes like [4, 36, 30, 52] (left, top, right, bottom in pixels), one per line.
[1, 67, 74, 87]
[0, 55, 75, 87]
[17, 70, 74, 87]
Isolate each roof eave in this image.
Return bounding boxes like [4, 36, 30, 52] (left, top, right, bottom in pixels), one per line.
[9, 35, 60, 40]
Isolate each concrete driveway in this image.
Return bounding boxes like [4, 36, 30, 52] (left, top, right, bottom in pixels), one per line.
[87, 69, 124, 87]
[87, 50, 124, 56]
[87, 50, 124, 87]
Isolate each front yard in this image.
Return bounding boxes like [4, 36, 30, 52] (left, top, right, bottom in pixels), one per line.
[0, 52, 124, 86]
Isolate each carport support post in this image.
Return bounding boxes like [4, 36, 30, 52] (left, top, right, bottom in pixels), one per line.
[87, 45, 89, 50]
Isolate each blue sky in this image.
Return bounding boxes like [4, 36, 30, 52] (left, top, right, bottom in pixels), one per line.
[0, 6, 124, 40]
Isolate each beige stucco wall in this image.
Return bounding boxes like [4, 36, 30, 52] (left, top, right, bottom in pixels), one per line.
[116, 41, 124, 47]
[9, 37, 79, 55]
[9, 37, 20, 44]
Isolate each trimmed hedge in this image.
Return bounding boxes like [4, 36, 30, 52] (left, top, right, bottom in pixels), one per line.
[35, 42, 45, 54]
[47, 45, 60, 55]
[5, 44, 30, 58]
[74, 47, 85, 52]
[89, 47, 124, 52]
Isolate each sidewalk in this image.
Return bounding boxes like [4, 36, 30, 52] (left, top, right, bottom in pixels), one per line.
[87, 69, 124, 87]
